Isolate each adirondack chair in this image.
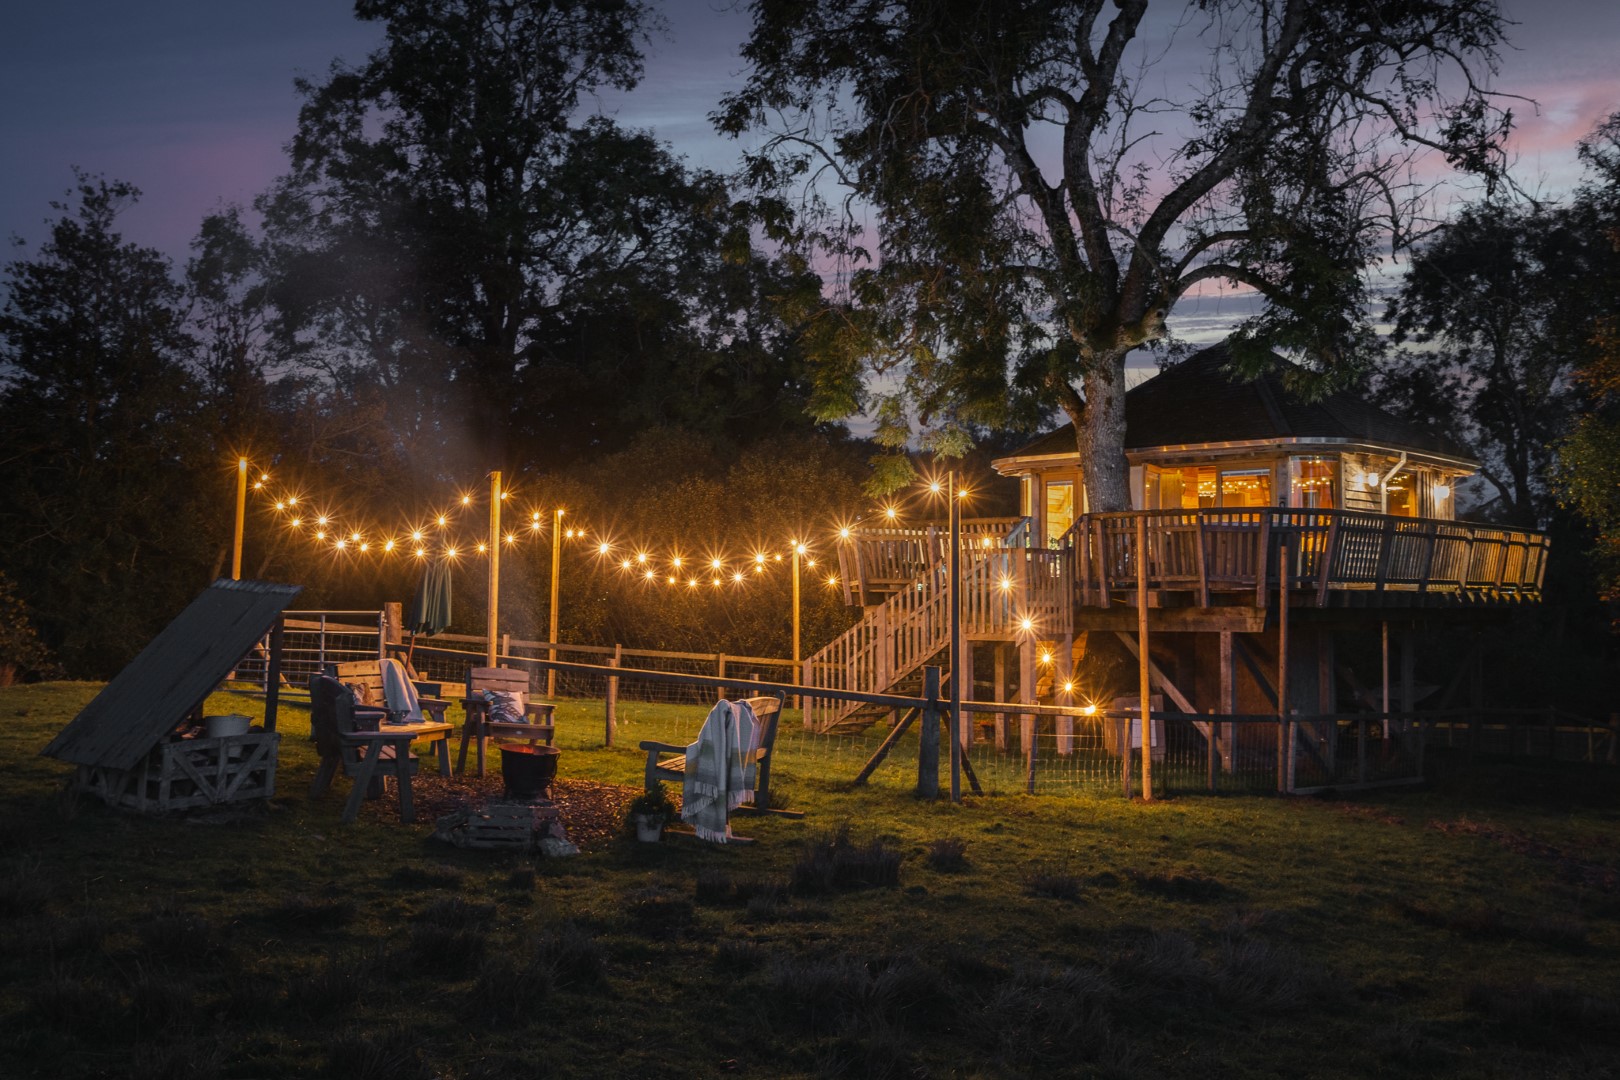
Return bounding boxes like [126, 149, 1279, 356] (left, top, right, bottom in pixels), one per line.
[325, 659, 450, 724]
[457, 666, 557, 777]
[638, 693, 803, 820]
[307, 674, 415, 814]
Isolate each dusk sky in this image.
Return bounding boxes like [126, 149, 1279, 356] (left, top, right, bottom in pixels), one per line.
[3, 0, 1617, 353]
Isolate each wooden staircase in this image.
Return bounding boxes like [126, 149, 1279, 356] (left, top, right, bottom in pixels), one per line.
[804, 544, 1073, 733]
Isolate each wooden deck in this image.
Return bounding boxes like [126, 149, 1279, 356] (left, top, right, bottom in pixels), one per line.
[1072, 509, 1548, 608]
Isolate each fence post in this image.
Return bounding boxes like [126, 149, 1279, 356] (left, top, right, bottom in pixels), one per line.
[917, 665, 941, 798]
[605, 646, 620, 747]
[1357, 715, 1367, 785]
[1121, 714, 1132, 799]
[318, 614, 327, 674]
[716, 653, 726, 702]
[1277, 543, 1290, 795]
[1207, 709, 1216, 793]
[1024, 706, 1037, 794]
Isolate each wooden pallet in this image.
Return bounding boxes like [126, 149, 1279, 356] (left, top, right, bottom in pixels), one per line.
[433, 801, 562, 851]
[76, 732, 279, 813]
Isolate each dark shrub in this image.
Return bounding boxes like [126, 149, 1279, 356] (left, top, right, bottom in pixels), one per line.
[925, 836, 970, 872]
[791, 826, 902, 894]
[1024, 872, 1083, 901]
[1124, 867, 1232, 901]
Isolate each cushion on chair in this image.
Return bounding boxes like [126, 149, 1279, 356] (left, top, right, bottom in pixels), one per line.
[483, 690, 526, 725]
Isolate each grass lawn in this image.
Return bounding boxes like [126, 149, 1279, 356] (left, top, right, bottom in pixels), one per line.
[2, 681, 1617, 1079]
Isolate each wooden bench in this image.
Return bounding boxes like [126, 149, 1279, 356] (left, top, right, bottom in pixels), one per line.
[307, 674, 452, 824]
[638, 693, 802, 819]
[457, 666, 558, 777]
[325, 660, 450, 724]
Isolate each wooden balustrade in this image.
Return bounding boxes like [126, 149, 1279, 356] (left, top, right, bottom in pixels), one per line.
[1069, 509, 1547, 606]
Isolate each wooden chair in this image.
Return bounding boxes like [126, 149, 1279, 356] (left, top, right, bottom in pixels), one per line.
[457, 666, 557, 777]
[308, 674, 416, 822]
[638, 693, 803, 820]
[325, 660, 450, 724]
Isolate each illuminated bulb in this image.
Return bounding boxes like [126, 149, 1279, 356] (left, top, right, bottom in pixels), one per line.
[504, 533, 517, 545]
[350, 532, 361, 543]
[929, 481, 942, 495]
[290, 518, 301, 528]
[499, 490, 508, 500]
[414, 548, 426, 558]
[530, 521, 541, 531]
[839, 527, 850, 540]
[958, 487, 970, 499]
[1039, 651, 1052, 664]
[733, 572, 744, 583]
[1020, 617, 1034, 631]
[446, 547, 458, 558]
[260, 474, 269, 482]
[412, 530, 423, 542]
[317, 515, 329, 526]
[315, 530, 326, 541]
[807, 558, 816, 568]
[437, 515, 448, 527]
[1062, 681, 1075, 694]
[1081, 704, 1097, 716]
[999, 577, 1013, 591]
[384, 540, 395, 552]
[335, 539, 346, 550]
[667, 575, 676, 585]
[461, 495, 471, 506]
[712, 577, 721, 586]
[1434, 484, 1452, 499]
[826, 575, 838, 586]
[599, 543, 611, 555]
[754, 552, 766, 565]
[884, 506, 897, 520]
[477, 543, 487, 553]
[687, 578, 698, 588]
[621, 559, 632, 570]
[711, 559, 722, 570]
[795, 543, 807, 555]
[672, 557, 683, 569]
[774, 553, 782, 562]
[566, 528, 577, 539]
[636, 552, 648, 564]
[645, 569, 656, 580]
[557, 508, 565, 517]
[532, 511, 541, 522]
[359, 542, 369, 552]
[754, 564, 764, 574]
[275, 501, 285, 511]
[287, 496, 297, 506]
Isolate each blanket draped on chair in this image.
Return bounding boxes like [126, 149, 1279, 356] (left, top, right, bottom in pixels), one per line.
[682, 699, 758, 842]
[379, 658, 424, 723]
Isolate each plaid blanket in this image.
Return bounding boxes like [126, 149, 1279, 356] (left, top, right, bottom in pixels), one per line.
[681, 700, 756, 842]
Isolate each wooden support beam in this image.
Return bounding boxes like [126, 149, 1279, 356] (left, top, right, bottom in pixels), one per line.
[993, 644, 1008, 752]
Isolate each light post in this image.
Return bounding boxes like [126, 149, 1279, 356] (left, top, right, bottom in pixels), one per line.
[792, 540, 805, 723]
[948, 471, 962, 803]
[548, 508, 564, 698]
[486, 471, 501, 667]
[232, 457, 247, 580]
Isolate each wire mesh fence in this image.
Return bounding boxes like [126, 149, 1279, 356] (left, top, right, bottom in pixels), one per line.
[234, 611, 386, 693]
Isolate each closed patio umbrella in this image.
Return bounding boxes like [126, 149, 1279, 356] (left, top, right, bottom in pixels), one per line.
[405, 559, 453, 666]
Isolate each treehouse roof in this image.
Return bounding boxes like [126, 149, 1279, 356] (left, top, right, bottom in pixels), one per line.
[996, 342, 1476, 470]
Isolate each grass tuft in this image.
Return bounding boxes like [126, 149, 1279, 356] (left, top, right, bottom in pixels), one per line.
[265, 894, 357, 932]
[388, 864, 466, 889]
[1024, 871, 1083, 901]
[924, 836, 970, 872]
[322, 1024, 434, 1080]
[1124, 867, 1232, 901]
[791, 826, 902, 894]
[1466, 979, 1620, 1045]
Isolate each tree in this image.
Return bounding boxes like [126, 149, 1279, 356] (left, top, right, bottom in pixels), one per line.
[260, 0, 815, 478]
[0, 174, 221, 674]
[1559, 110, 1620, 599]
[719, 0, 1512, 507]
[1379, 201, 1599, 527]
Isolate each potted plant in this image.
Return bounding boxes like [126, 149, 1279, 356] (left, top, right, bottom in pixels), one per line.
[627, 783, 676, 842]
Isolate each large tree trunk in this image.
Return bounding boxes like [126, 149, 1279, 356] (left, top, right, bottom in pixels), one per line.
[1079, 356, 1132, 512]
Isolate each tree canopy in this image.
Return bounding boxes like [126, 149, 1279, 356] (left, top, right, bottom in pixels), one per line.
[720, 0, 1514, 507]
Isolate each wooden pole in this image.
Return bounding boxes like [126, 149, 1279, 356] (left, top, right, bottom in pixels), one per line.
[232, 457, 247, 581]
[486, 471, 500, 668]
[1381, 620, 1391, 745]
[1136, 514, 1152, 801]
[263, 617, 284, 733]
[548, 507, 563, 698]
[792, 543, 802, 721]
[917, 664, 941, 798]
[1220, 629, 1235, 776]
[1278, 543, 1290, 794]
[604, 646, 620, 747]
[948, 471, 963, 803]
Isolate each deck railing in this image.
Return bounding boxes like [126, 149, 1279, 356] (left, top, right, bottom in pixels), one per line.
[1069, 509, 1548, 607]
[836, 517, 1027, 603]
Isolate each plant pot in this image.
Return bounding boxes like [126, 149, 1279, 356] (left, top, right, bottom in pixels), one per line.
[632, 813, 665, 842]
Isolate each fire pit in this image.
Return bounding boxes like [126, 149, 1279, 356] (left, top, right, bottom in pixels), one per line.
[499, 744, 560, 801]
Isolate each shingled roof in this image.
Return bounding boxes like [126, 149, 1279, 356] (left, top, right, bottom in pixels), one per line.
[1003, 343, 1475, 464]
[42, 579, 301, 770]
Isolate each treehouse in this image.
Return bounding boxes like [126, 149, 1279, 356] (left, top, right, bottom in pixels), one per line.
[806, 343, 1548, 757]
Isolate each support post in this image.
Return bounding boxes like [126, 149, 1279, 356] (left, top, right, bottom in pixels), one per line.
[486, 471, 500, 668]
[232, 457, 247, 581]
[1381, 619, 1391, 745]
[263, 617, 284, 733]
[605, 645, 620, 747]
[1278, 544, 1291, 794]
[1220, 629, 1235, 775]
[716, 653, 727, 702]
[548, 507, 563, 698]
[993, 644, 1008, 751]
[1136, 514, 1152, 801]
[917, 665, 941, 798]
[948, 471, 962, 803]
[791, 542, 802, 718]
